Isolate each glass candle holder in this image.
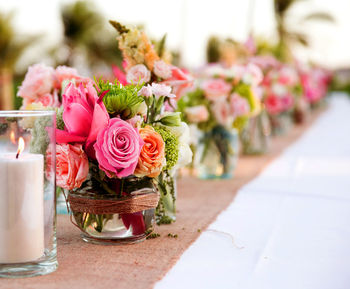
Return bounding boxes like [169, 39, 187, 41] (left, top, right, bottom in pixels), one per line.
[0, 111, 57, 278]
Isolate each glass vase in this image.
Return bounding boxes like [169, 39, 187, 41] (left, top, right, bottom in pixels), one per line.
[68, 176, 159, 245]
[0, 111, 57, 278]
[155, 171, 177, 225]
[269, 112, 292, 136]
[240, 110, 271, 155]
[195, 125, 239, 179]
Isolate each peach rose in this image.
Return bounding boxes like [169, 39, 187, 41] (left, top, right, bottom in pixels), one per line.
[185, 105, 209, 123]
[135, 126, 165, 178]
[47, 143, 89, 190]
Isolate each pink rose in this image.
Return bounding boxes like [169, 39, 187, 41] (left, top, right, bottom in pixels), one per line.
[17, 63, 55, 102]
[211, 100, 232, 126]
[56, 82, 109, 158]
[278, 66, 299, 87]
[185, 105, 209, 123]
[230, 93, 250, 118]
[126, 64, 151, 84]
[202, 79, 231, 101]
[153, 60, 172, 79]
[46, 144, 89, 190]
[264, 95, 283, 115]
[94, 118, 144, 178]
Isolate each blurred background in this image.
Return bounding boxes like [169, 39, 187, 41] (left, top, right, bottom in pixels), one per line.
[1, 0, 349, 109]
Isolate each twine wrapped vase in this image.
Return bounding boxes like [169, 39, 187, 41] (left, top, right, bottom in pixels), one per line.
[67, 176, 159, 245]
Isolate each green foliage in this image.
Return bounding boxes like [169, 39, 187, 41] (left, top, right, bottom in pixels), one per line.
[56, 106, 65, 130]
[206, 36, 221, 63]
[154, 126, 179, 170]
[96, 80, 144, 119]
[30, 116, 51, 155]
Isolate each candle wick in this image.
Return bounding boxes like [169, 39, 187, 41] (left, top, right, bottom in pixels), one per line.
[16, 152, 19, 159]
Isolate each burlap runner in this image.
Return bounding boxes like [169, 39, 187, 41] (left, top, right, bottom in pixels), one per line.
[0, 109, 325, 289]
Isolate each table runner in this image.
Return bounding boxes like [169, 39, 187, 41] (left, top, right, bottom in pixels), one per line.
[0, 101, 327, 289]
[156, 94, 350, 289]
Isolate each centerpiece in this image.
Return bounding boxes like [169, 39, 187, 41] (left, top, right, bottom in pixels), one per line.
[179, 63, 262, 178]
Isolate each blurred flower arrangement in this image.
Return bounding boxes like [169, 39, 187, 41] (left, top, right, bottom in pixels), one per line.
[178, 63, 263, 178]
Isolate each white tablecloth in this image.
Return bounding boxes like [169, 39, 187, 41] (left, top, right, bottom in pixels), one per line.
[156, 93, 350, 289]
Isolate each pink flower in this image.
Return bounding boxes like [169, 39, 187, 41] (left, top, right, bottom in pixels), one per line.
[202, 78, 231, 101]
[54, 66, 81, 89]
[164, 98, 177, 112]
[94, 118, 144, 178]
[230, 93, 250, 118]
[185, 105, 209, 123]
[278, 66, 299, 87]
[211, 100, 232, 126]
[264, 95, 283, 115]
[112, 65, 128, 85]
[36, 90, 60, 107]
[56, 82, 109, 158]
[161, 66, 194, 99]
[126, 64, 151, 84]
[17, 63, 55, 102]
[243, 63, 263, 86]
[153, 60, 172, 79]
[46, 144, 89, 190]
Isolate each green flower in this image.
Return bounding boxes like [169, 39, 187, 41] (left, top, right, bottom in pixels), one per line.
[154, 126, 179, 170]
[96, 79, 144, 119]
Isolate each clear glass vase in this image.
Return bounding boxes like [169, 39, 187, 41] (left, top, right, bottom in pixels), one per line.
[240, 110, 271, 155]
[155, 171, 177, 225]
[68, 177, 158, 245]
[269, 112, 292, 136]
[195, 125, 239, 179]
[0, 111, 57, 278]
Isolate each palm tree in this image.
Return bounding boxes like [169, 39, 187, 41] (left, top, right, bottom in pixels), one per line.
[273, 0, 334, 61]
[0, 11, 40, 109]
[55, 1, 122, 73]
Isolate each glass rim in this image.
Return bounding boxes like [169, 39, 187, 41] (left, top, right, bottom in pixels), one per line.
[0, 110, 56, 117]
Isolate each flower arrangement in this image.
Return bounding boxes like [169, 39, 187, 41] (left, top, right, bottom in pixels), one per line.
[178, 63, 263, 178]
[18, 61, 192, 243]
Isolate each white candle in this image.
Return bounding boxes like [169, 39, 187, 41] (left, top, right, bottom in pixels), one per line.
[0, 153, 44, 263]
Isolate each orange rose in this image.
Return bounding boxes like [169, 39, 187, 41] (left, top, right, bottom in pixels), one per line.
[135, 126, 165, 178]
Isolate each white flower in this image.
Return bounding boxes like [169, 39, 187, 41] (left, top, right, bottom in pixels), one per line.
[151, 83, 176, 98]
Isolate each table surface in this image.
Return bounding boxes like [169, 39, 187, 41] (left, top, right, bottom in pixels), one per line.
[156, 94, 350, 289]
[0, 94, 346, 289]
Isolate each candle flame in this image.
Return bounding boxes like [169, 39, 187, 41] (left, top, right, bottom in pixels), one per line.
[16, 137, 25, 159]
[10, 131, 16, 144]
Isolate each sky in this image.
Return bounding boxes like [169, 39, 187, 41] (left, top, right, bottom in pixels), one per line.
[0, 0, 349, 70]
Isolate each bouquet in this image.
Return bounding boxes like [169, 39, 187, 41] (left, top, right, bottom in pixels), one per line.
[178, 63, 263, 178]
[18, 62, 192, 243]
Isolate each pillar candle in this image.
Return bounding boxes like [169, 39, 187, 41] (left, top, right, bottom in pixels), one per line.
[0, 153, 44, 263]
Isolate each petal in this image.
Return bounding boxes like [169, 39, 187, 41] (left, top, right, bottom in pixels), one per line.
[56, 129, 87, 144]
[63, 103, 92, 137]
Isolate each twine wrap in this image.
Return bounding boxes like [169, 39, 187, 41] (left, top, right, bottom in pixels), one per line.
[68, 191, 160, 215]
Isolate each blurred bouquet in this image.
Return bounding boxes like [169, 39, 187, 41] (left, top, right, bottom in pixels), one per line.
[178, 63, 263, 178]
[18, 60, 191, 242]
